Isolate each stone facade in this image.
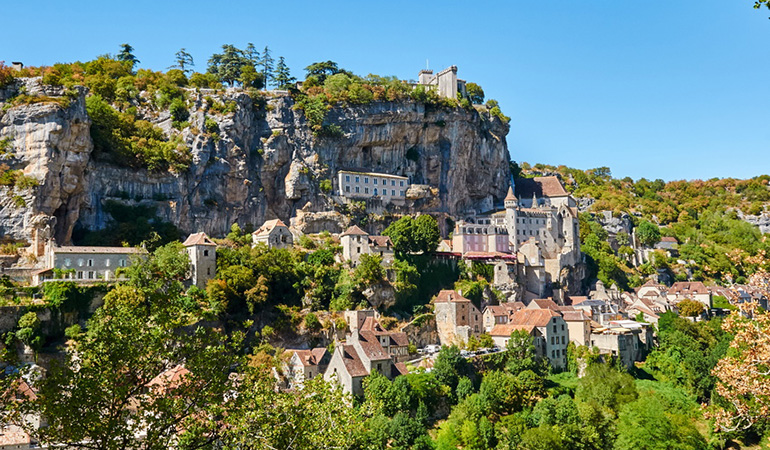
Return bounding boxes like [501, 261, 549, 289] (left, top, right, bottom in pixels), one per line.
[416, 66, 467, 100]
[452, 177, 581, 299]
[340, 225, 394, 267]
[252, 219, 293, 249]
[36, 242, 145, 285]
[433, 290, 482, 346]
[183, 232, 217, 289]
[337, 170, 409, 204]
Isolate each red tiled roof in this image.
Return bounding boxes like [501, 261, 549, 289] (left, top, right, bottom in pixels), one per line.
[528, 298, 559, 310]
[515, 176, 569, 199]
[290, 348, 329, 367]
[669, 281, 709, 295]
[392, 362, 409, 377]
[661, 236, 678, 243]
[489, 323, 536, 336]
[340, 344, 368, 377]
[358, 331, 392, 361]
[509, 309, 562, 327]
[485, 305, 509, 316]
[360, 317, 409, 347]
[434, 290, 471, 303]
[561, 310, 591, 322]
[147, 365, 190, 392]
[568, 296, 589, 305]
[252, 219, 289, 237]
[182, 232, 216, 246]
[340, 225, 368, 237]
[0, 429, 30, 446]
[368, 235, 392, 247]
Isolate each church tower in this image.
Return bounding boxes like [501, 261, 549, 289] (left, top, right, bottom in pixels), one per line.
[504, 186, 518, 253]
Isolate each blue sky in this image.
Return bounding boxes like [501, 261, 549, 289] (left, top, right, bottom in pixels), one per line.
[2, 1, 768, 181]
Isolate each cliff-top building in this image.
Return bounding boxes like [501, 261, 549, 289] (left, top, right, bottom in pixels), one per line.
[416, 65, 467, 100]
[337, 170, 409, 205]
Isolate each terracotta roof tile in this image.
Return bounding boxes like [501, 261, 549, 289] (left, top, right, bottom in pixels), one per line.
[515, 176, 569, 199]
[528, 299, 560, 310]
[509, 309, 561, 327]
[182, 232, 217, 246]
[252, 219, 289, 237]
[340, 225, 368, 237]
[358, 331, 392, 360]
[561, 310, 591, 322]
[434, 290, 471, 303]
[368, 235, 392, 247]
[489, 323, 536, 336]
[340, 344, 368, 377]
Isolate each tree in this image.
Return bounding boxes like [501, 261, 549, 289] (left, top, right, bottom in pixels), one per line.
[433, 345, 469, 395]
[239, 64, 265, 89]
[260, 46, 274, 89]
[383, 215, 440, 258]
[273, 56, 296, 89]
[117, 43, 139, 68]
[505, 329, 541, 375]
[677, 298, 705, 318]
[636, 220, 661, 248]
[575, 363, 638, 415]
[170, 48, 194, 75]
[465, 82, 484, 104]
[244, 43, 260, 65]
[354, 254, 384, 286]
[207, 44, 249, 86]
[304, 60, 345, 84]
[707, 305, 770, 431]
[615, 396, 706, 450]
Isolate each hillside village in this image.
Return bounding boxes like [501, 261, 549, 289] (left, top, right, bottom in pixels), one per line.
[1, 49, 770, 450]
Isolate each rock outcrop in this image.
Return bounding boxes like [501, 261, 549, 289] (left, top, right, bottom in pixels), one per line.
[0, 80, 511, 244]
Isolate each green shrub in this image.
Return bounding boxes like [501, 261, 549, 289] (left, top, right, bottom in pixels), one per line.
[319, 179, 332, 193]
[204, 117, 219, 134]
[304, 312, 321, 331]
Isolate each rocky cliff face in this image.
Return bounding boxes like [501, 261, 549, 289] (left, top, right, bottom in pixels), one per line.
[0, 79, 511, 244]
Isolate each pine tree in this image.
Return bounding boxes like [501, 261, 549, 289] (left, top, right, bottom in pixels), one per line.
[117, 43, 140, 68]
[273, 56, 296, 89]
[260, 46, 274, 89]
[170, 48, 194, 74]
[244, 43, 260, 65]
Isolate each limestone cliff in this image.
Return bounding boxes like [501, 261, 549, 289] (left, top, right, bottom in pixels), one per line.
[0, 79, 511, 244]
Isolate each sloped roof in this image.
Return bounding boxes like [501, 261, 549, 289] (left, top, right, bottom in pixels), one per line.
[290, 348, 330, 367]
[0, 429, 30, 447]
[147, 365, 190, 392]
[340, 225, 368, 237]
[252, 219, 289, 237]
[669, 281, 709, 295]
[504, 186, 516, 201]
[527, 298, 560, 311]
[515, 176, 569, 199]
[484, 305, 509, 316]
[368, 235, 392, 247]
[509, 309, 561, 327]
[392, 362, 409, 377]
[182, 232, 216, 246]
[357, 331, 393, 361]
[561, 310, 592, 322]
[489, 323, 536, 337]
[53, 246, 146, 254]
[339, 344, 368, 378]
[434, 290, 471, 303]
[360, 317, 409, 347]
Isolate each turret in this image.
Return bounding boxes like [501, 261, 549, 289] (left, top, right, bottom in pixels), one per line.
[504, 187, 518, 253]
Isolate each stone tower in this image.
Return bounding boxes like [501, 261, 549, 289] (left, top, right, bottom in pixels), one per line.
[182, 232, 217, 289]
[504, 186, 518, 253]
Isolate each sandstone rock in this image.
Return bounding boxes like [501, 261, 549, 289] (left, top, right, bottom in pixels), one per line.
[363, 280, 397, 310]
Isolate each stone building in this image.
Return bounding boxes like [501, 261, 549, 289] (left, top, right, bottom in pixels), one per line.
[667, 281, 712, 308]
[416, 65, 467, 100]
[433, 290, 482, 345]
[324, 315, 409, 395]
[252, 219, 293, 249]
[507, 308, 569, 370]
[337, 170, 409, 204]
[340, 225, 395, 267]
[452, 177, 581, 299]
[183, 232, 217, 289]
[482, 302, 525, 333]
[35, 242, 146, 285]
[283, 348, 331, 389]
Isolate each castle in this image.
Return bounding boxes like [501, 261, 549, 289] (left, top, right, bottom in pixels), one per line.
[452, 176, 582, 299]
[416, 66, 467, 100]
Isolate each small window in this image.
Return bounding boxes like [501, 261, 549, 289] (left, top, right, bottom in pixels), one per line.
[77, 259, 84, 267]
[391, 190, 396, 196]
[87, 259, 93, 267]
[346, 185, 351, 193]
[400, 190, 405, 196]
[373, 179, 378, 185]
[77, 271, 83, 279]
[382, 179, 387, 185]
[391, 180, 396, 186]
[105, 259, 111, 267]
[204, 249, 209, 257]
[365, 187, 369, 194]
[345, 175, 350, 182]
[364, 177, 369, 184]
[355, 176, 360, 183]
[373, 188, 378, 195]
[400, 181, 404, 187]
[357, 247, 361, 254]
[355, 186, 360, 193]
[207, 267, 211, 275]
